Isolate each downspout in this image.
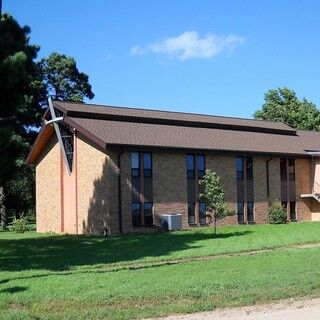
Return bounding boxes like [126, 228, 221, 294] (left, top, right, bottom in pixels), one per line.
[311, 155, 314, 194]
[117, 148, 125, 234]
[266, 156, 272, 206]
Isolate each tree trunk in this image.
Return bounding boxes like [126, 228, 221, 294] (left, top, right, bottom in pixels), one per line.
[214, 218, 217, 236]
[0, 186, 7, 229]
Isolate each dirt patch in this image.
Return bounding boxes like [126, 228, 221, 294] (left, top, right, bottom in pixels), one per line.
[151, 297, 320, 320]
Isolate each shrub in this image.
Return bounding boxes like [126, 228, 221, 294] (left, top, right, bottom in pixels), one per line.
[268, 202, 287, 224]
[9, 217, 28, 233]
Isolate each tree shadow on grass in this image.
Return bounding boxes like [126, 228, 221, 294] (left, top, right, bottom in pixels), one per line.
[0, 286, 28, 294]
[0, 229, 252, 273]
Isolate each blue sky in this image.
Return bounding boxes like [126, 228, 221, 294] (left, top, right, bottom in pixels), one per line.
[5, 0, 320, 118]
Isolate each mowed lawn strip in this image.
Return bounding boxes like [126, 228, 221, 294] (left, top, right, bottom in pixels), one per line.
[0, 247, 319, 320]
[0, 222, 320, 319]
[1, 222, 320, 271]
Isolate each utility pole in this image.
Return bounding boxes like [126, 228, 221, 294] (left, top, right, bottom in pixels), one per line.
[0, 0, 2, 15]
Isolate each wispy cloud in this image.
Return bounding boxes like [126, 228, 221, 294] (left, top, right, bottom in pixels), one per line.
[131, 31, 245, 61]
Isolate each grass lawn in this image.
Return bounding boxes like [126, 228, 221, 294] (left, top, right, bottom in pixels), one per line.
[0, 222, 320, 319]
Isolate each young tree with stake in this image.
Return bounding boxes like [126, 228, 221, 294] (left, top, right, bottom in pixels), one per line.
[200, 169, 235, 236]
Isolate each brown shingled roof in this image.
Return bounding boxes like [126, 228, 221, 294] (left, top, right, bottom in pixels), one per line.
[28, 100, 320, 164]
[54, 101, 296, 135]
[67, 116, 306, 155]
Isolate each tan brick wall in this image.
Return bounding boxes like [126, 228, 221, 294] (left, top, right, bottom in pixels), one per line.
[153, 152, 188, 228]
[269, 158, 281, 203]
[77, 135, 119, 235]
[296, 158, 312, 221]
[35, 136, 61, 233]
[36, 136, 314, 236]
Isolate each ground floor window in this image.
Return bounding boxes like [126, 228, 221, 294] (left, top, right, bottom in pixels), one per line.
[199, 202, 206, 224]
[144, 202, 153, 225]
[237, 202, 244, 222]
[132, 203, 141, 227]
[188, 202, 195, 224]
[247, 201, 254, 222]
[281, 201, 287, 211]
[290, 201, 296, 220]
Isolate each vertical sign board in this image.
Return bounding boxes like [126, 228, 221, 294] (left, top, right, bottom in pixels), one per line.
[48, 98, 74, 175]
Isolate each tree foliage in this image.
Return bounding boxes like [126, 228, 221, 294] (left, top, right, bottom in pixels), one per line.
[254, 87, 320, 130]
[39, 52, 94, 102]
[0, 13, 40, 178]
[200, 169, 235, 235]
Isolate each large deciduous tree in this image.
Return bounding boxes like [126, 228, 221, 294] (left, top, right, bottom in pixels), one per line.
[254, 87, 320, 130]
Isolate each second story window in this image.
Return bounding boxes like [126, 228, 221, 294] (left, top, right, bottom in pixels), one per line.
[131, 152, 140, 177]
[197, 155, 205, 179]
[143, 152, 152, 177]
[236, 157, 244, 180]
[187, 154, 195, 179]
[280, 158, 287, 181]
[288, 159, 295, 181]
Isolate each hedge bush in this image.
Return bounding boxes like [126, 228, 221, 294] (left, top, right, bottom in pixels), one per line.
[268, 202, 287, 224]
[9, 217, 28, 233]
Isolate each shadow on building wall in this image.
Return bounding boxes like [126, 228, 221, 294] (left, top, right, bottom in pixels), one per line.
[85, 155, 113, 235]
[84, 149, 140, 235]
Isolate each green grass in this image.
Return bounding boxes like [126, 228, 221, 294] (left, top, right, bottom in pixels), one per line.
[0, 222, 320, 319]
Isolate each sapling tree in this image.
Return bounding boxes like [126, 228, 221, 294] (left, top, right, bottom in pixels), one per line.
[200, 169, 235, 235]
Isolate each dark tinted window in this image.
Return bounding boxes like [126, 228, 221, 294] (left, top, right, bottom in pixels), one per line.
[131, 152, 140, 177]
[198, 155, 205, 179]
[143, 153, 152, 177]
[280, 158, 287, 181]
[187, 154, 195, 179]
[199, 202, 206, 224]
[247, 201, 254, 222]
[237, 202, 244, 222]
[281, 201, 287, 211]
[132, 202, 141, 227]
[246, 157, 253, 180]
[288, 158, 295, 181]
[144, 202, 153, 225]
[290, 201, 296, 220]
[188, 202, 195, 224]
[236, 157, 244, 180]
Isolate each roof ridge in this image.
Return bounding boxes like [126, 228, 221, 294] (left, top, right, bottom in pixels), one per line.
[54, 100, 292, 127]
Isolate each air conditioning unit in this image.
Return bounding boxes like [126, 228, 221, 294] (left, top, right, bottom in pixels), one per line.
[161, 213, 182, 230]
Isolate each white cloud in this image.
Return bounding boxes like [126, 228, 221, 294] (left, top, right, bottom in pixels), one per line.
[131, 31, 245, 61]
